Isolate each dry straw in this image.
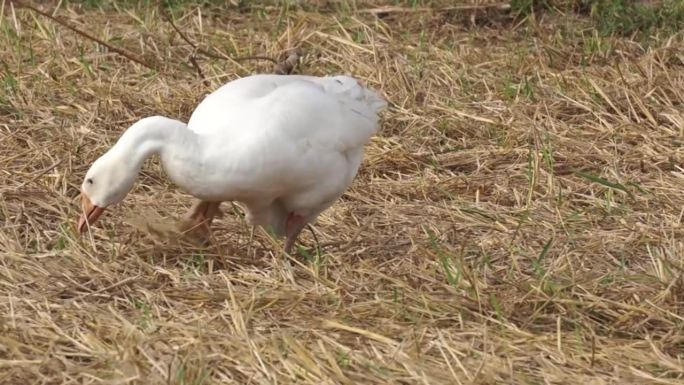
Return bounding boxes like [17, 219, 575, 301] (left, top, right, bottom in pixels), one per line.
[0, 1, 682, 384]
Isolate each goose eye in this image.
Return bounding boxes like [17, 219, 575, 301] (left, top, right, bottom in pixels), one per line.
[86, 178, 94, 185]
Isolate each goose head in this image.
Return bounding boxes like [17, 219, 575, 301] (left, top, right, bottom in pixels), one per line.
[75, 116, 194, 234]
[77, 151, 138, 234]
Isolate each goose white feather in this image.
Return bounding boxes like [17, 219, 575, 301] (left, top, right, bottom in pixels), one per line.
[77, 74, 386, 251]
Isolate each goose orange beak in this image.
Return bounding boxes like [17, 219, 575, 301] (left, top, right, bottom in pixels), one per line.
[77, 191, 105, 234]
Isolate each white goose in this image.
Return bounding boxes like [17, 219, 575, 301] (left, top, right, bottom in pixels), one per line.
[77, 74, 386, 252]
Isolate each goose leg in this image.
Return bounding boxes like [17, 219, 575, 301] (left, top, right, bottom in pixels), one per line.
[179, 200, 222, 240]
[284, 213, 307, 254]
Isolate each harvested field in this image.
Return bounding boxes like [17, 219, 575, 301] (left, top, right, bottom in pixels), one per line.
[1, 1, 683, 384]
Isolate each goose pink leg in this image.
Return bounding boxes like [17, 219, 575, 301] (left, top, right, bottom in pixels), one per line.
[179, 200, 222, 240]
[284, 213, 307, 253]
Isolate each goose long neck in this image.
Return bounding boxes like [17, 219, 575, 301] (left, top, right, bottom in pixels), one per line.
[111, 115, 200, 174]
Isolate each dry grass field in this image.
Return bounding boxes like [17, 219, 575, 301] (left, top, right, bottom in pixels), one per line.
[1, 1, 683, 384]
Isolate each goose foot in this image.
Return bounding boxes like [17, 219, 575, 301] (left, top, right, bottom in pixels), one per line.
[178, 200, 222, 242]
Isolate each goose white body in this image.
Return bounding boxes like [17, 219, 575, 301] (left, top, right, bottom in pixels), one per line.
[172, 74, 385, 234]
[78, 74, 386, 243]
